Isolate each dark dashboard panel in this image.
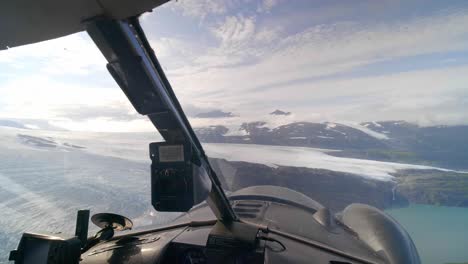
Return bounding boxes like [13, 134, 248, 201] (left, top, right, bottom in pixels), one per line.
[161, 226, 264, 264]
[264, 233, 363, 264]
[79, 198, 388, 264]
[161, 226, 210, 264]
[80, 228, 185, 264]
[81, 224, 370, 264]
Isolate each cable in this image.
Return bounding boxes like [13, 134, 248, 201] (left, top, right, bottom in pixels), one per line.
[257, 235, 286, 252]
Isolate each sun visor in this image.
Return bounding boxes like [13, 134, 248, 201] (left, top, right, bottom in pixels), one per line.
[0, 0, 169, 50]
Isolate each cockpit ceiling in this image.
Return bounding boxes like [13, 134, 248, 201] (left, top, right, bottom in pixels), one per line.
[0, 0, 170, 50]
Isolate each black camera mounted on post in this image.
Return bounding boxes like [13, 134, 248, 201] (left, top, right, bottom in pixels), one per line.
[149, 142, 211, 212]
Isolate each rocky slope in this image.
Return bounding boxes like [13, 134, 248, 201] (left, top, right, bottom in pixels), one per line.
[395, 169, 468, 207]
[210, 158, 408, 212]
[210, 157, 468, 212]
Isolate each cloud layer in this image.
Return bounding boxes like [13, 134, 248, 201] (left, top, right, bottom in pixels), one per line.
[1, 0, 468, 131]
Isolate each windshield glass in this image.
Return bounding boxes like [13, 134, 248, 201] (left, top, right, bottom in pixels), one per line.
[1, 1, 468, 264]
[143, 1, 468, 263]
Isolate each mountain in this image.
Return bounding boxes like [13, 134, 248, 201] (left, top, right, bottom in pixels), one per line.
[338, 121, 468, 169]
[196, 121, 387, 148]
[195, 121, 391, 148]
[195, 121, 468, 169]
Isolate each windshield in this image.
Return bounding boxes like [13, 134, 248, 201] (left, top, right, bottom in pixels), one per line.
[1, 1, 468, 264]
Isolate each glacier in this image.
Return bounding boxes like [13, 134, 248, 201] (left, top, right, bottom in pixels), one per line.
[0, 126, 459, 262]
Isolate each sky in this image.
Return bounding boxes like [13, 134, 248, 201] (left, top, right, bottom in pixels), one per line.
[1, 0, 468, 132]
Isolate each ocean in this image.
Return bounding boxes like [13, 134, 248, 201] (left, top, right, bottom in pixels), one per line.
[387, 204, 468, 264]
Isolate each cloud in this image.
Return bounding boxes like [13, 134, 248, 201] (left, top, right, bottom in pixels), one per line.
[2, 0, 468, 131]
[169, 0, 228, 19]
[0, 76, 108, 119]
[256, 65, 468, 126]
[157, 6, 468, 101]
[257, 0, 281, 13]
[49, 119, 155, 132]
[191, 15, 260, 68]
[211, 15, 256, 45]
[195, 110, 236, 118]
[154, 15, 283, 78]
[54, 104, 144, 122]
[0, 33, 106, 76]
[147, 6, 468, 128]
[0, 74, 157, 132]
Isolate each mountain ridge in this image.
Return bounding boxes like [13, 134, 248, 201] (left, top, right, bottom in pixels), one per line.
[195, 120, 468, 169]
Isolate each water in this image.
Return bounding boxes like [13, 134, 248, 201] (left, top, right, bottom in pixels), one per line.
[387, 204, 468, 264]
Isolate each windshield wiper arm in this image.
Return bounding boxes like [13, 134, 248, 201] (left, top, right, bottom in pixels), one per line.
[85, 16, 238, 222]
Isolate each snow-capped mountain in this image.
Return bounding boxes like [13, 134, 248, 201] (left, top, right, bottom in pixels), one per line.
[195, 120, 468, 169]
[195, 121, 392, 147]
